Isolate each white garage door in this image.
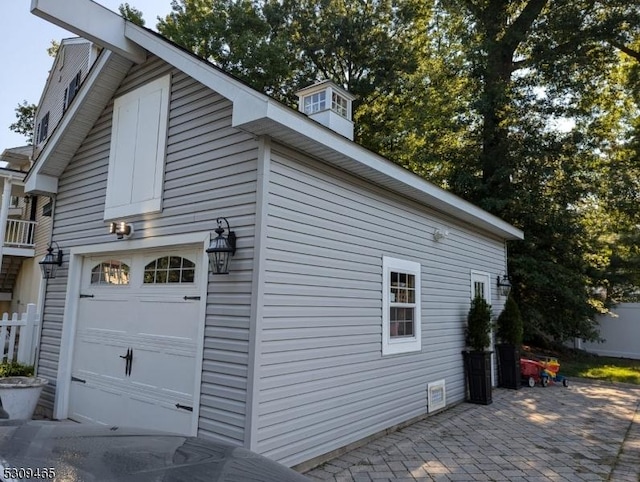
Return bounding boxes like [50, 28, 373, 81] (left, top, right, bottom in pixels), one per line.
[68, 248, 203, 435]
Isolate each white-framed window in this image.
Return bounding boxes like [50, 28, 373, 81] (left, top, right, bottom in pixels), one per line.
[382, 256, 421, 355]
[104, 74, 171, 219]
[332, 92, 348, 117]
[143, 256, 195, 284]
[90, 260, 130, 285]
[303, 91, 326, 115]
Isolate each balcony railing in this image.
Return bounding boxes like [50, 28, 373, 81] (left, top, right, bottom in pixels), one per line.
[4, 219, 36, 248]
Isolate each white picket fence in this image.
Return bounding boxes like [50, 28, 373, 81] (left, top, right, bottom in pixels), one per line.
[0, 304, 38, 365]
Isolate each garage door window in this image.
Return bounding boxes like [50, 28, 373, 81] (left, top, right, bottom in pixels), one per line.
[143, 256, 195, 284]
[91, 261, 130, 285]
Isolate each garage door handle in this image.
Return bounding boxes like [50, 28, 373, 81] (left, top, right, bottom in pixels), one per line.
[176, 403, 193, 412]
[120, 348, 133, 376]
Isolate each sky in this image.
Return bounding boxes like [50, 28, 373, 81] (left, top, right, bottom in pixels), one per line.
[0, 1, 174, 151]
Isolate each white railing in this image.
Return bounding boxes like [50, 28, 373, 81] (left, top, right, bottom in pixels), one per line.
[0, 304, 38, 365]
[4, 219, 36, 248]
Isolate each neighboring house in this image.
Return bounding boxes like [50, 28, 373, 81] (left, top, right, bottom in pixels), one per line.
[33, 38, 100, 160]
[0, 146, 47, 317]
[0, 37, 99, 358]
[26, 0, 523, 469]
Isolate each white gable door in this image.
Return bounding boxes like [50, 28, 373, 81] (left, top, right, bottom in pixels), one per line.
[470, 271, 495, 386]
[68, 248, 202, 435]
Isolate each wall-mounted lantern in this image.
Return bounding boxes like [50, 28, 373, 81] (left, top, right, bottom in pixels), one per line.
[109, 221, 134, 239]
[206, 217, 236, 275]
[497, 274, 512, 297]
[40, 242, 63, 279]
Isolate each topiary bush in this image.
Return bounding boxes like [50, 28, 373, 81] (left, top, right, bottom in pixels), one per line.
[0, 361, 34, 377]
[466, 295, 492, 351]
[496, 294, 523, 346]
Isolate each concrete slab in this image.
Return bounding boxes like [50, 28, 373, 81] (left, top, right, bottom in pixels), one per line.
[305, 380, 640, 481]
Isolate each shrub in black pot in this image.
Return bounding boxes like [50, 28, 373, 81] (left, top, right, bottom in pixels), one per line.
[495, 294, 523, 390]
[463, 295, 493, 405]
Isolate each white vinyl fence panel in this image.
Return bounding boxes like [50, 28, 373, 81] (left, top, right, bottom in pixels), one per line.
[0, 304, 38, 365]
[581, 303, 640, 359]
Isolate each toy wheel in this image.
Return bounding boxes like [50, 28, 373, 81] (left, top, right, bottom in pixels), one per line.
[528, 377, 535, 388]
[542, 376, 549, 387]
[563, 379, 569, 387]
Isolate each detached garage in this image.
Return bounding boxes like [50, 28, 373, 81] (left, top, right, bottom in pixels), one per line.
[26, 0, 523, 469]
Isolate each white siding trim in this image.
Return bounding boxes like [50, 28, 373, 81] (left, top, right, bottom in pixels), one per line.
[245, 136, 271, 450]
[54, 231, 210, 432]
[382, 256, 422, 356]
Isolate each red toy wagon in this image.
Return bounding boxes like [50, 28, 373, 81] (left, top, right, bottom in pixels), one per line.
[520, 356, 569, 388]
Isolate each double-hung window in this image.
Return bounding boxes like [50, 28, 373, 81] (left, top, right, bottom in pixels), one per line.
[382, 256, 421, 355]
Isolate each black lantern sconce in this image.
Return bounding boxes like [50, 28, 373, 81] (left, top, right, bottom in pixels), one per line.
[109, 221, 134, 240]
[40, 242, 63, 280]
[497, 274, 512, 297]
[206, 217, 236, 275]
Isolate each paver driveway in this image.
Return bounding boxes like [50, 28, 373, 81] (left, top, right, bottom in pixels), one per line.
[305, 381, 640, 482]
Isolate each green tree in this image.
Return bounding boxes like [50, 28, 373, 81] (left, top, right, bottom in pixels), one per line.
[119, 3, 145, 26]
[9, 101, 36, 145]
[158, 0, 425, 137]
[437, 0, 640, 341]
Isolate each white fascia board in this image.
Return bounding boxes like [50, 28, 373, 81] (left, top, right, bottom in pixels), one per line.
[30, 0, 146, 64]
[25, 173, 58, 195]
[124, 24, 265, 106]
[237, 100, 525, 240]
[124, 23, 524, 241]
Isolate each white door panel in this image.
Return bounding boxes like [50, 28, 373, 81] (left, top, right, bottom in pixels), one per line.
[69, 249, 201, 435]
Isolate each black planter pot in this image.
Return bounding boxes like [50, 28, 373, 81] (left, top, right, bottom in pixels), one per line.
[496, 343, 521, 390]
[462, 350, 492, 405]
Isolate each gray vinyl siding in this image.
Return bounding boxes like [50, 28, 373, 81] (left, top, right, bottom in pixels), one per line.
[257, 144, 507, 466]
[34, 196, 53, 257]
[34, 41, 93, 159]
[37, 55, 258, 446]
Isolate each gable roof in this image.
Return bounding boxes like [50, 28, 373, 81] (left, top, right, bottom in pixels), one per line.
[27, 0, 523, 241]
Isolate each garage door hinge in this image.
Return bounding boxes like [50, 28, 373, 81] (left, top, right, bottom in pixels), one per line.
[183, 296, 200, 301]
[175, 403, 193, 412]
[79, 294, 94, 298]
[71, 376, 86, 383]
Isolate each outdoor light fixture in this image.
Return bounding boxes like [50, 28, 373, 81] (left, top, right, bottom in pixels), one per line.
[497, 274, 512, 297]
[433, 228, 449, 242]
[39, 242, 63, 280]
[206, 217, 236, 275]
[109, 221, 133, 239]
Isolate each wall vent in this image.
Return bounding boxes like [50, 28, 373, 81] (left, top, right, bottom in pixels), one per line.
[427, 379, 446, 413]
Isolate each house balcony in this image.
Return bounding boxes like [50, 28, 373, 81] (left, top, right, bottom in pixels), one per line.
[3, 219, 36, 257]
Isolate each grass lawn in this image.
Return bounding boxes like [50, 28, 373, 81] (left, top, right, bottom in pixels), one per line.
[560, 355, 640, 385]
[521, 345, 640, 385]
